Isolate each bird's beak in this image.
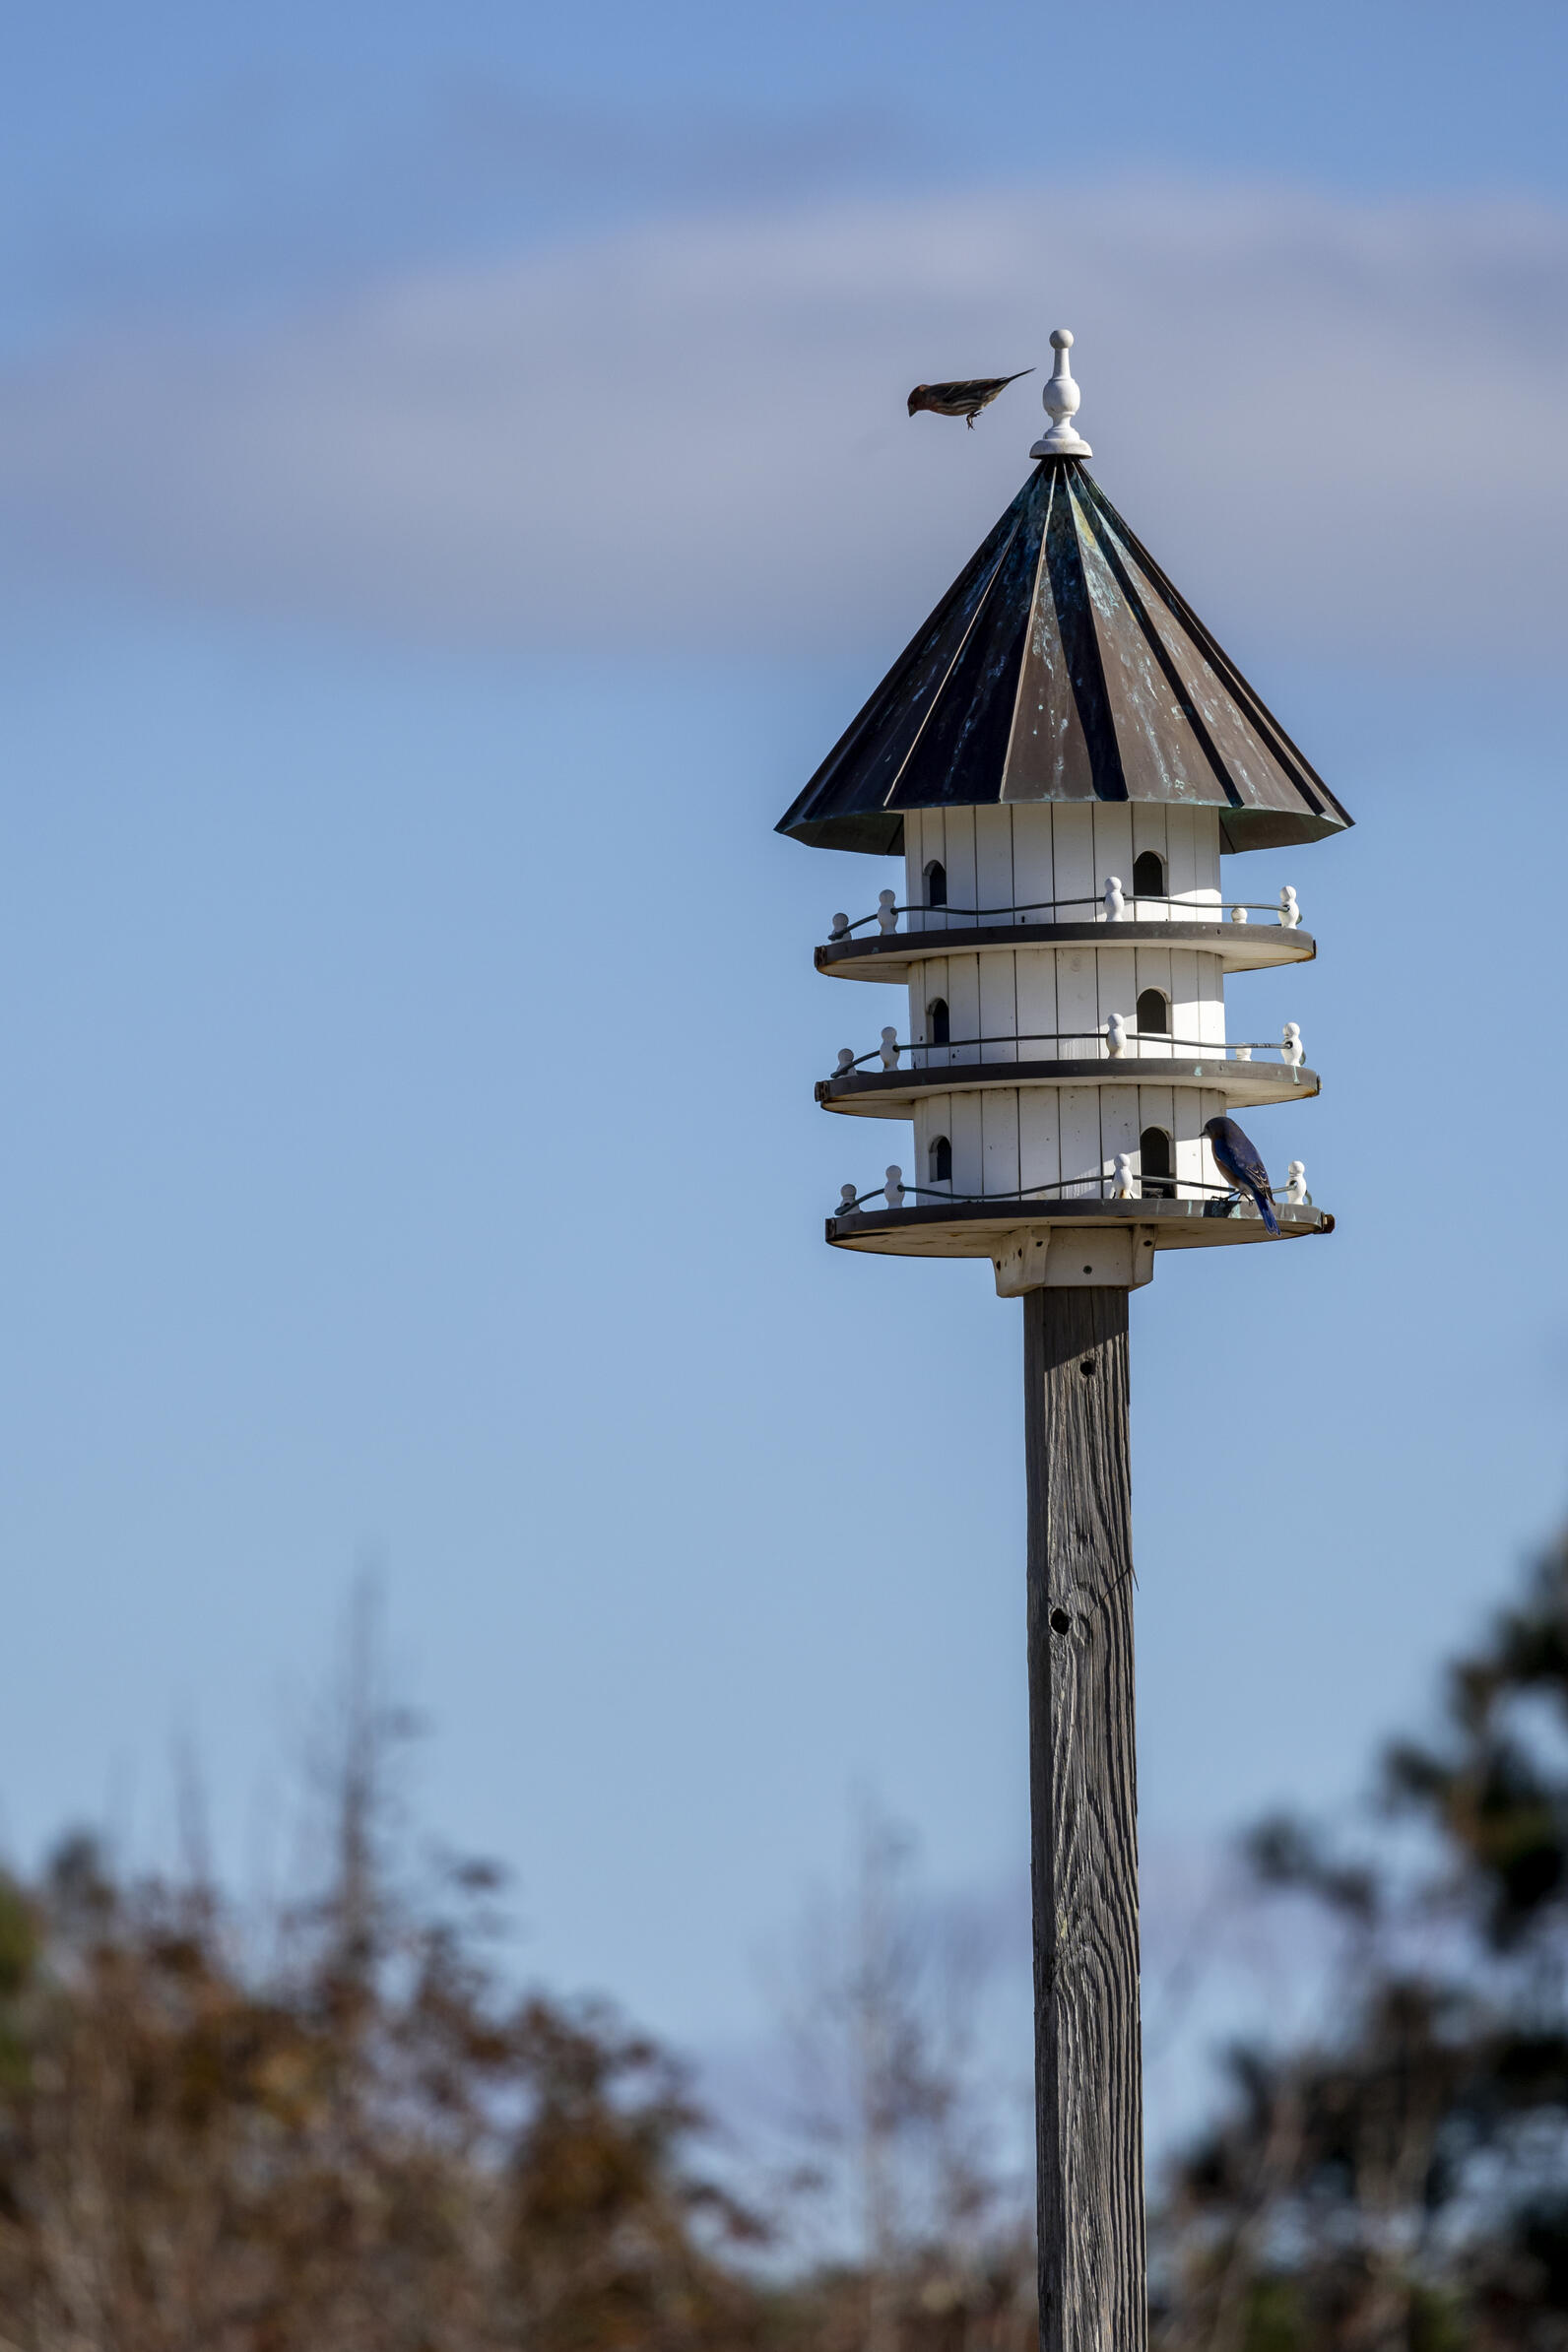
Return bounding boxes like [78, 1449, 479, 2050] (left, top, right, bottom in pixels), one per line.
[907, 390, 922, 416]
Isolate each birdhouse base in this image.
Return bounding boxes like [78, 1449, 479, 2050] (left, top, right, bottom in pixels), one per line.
[992, 1224, 1157, 1295]
[825, 1196, 1333, 1294]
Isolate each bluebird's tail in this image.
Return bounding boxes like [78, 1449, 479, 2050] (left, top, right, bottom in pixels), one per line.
[1255, 1187, 1280, 1238]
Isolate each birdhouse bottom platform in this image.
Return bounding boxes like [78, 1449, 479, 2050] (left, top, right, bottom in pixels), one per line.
[826, 1194, 1333, 1295]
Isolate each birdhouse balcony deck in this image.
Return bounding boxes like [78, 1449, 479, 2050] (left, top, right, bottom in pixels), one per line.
[818, 914, 1315, 981]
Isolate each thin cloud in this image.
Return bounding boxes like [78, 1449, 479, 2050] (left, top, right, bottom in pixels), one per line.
[0, 179, 1563, 664]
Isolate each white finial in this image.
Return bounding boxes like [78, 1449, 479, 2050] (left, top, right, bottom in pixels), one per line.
[1234, 1040, 1253, 1061]
[1031, 328, 1092, 460]
[879, 1026, 900, 1070]
[1103, 875, 1125, 922]
[1284, 1160, 1309, 1207]
[834, 1046, 855, 1076]
[1281, 1021, 1303, 1071]
[876, 888, 898, 935]
[838, 1182, 860, 1213]
[883, 1164, 905, 1209]
[1105, 1012, 1129, 1058]
[829, 911, 850, 941]
[1111, 1151, 1137, 1200]
[1229, 904, 1249, 924]
[1278, 886, 1300, 931]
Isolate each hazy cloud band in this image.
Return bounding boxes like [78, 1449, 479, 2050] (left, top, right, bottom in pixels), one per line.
[0, 180, 1563, 665]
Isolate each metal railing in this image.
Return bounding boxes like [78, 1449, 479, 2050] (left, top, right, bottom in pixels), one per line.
[836, 1173, 1313, 1213]
[829, 1028, 1307, 1077]
[827, 888, 1303, 942]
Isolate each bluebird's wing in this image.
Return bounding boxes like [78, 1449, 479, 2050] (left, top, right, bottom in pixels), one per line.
[1203, 1115, 1280, 1236]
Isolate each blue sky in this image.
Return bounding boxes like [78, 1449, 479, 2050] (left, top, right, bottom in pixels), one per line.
[2, 0, 1566, 2108]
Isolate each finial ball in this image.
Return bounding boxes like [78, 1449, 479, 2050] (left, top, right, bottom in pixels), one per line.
[1050, 327, 1074, 349]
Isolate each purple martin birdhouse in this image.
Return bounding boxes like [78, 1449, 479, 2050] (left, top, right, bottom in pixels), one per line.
[779, 328, 1352, 1293]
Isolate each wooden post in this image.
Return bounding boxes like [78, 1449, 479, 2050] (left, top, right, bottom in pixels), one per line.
[1023, 1285, 1145, 2352]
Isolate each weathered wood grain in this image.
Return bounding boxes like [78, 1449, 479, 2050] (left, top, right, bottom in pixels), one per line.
[1024, 1285, 1145, 2352]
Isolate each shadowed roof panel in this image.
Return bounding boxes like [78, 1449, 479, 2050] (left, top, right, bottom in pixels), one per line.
[777, 460, 1352, 856]
[884, 458, 1048, 814]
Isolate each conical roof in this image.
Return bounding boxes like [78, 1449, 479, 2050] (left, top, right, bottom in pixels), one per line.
[777, 457, 1351, 857]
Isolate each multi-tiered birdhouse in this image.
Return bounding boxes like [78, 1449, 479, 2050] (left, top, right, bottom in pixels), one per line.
[778, 331, 1352, 1294]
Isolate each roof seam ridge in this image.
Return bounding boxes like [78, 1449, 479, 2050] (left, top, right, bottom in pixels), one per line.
[996, 466, 1058, 804]
[1058, 472, 1129, 804]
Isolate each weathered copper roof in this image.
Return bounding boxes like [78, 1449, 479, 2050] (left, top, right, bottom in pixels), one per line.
[777, 458, 1352, 857]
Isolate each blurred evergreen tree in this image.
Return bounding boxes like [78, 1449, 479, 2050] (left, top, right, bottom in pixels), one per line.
[1153, 1531, 1568, 2352]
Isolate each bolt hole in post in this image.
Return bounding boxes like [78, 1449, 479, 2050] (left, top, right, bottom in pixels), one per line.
[1078, 1359, 1096, 1378]
[1050, 1607, 1073, 1636]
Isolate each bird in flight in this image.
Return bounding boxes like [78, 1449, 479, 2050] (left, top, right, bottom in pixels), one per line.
[1204, 1115, 1281, 1236]
[907, 370, 1033, 427]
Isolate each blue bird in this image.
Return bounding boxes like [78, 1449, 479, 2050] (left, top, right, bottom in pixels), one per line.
[1204, 1115, 1280, 1236]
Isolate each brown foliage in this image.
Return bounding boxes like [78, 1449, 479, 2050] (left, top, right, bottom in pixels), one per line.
[0, 1830, 758, 2352]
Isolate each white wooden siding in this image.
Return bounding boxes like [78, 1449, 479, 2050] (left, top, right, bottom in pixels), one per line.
[903, 810, 926, 936]
[1011, 805, 1055, 919]
[1018, 1088, 1061, 1204]
[945, 951, 981, 1069]
[973, 806, 1014, 928]
[948, 1089, 984, 1195]
[1015, 947, 1058, 1063]
[979, 945, 1018, 1065]
[909, 955, 948, 1072]
[1169, 947, 1204, 1057]
[1055, 946, 1099, 1061]
[1196, 954, 1226, 1051]
[1051, 805, 1095, 925]
[1193, 809, 1222, 908]
[945, 807, 978, 917]
[1165, 804, 1198, 911]
[982, 1090, 1021, 1199]
[1059, 1086, 1101, 1197]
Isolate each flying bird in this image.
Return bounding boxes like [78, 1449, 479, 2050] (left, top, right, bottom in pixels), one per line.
[907, 370, 1033, 427]
[1204, 1115, 1281, 1237]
